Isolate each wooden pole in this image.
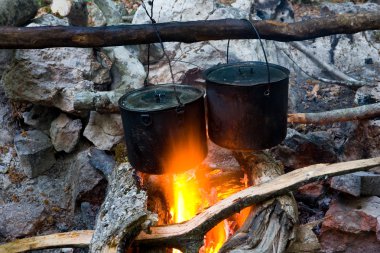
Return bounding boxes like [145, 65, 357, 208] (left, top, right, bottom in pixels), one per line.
[0, 13, 379, 49]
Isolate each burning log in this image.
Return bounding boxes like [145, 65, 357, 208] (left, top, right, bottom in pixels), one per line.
[0, 13, 379, 49]
[220, 151, 298, 252]
[134, 157, 380, 250]
[1, 157, 380, 253]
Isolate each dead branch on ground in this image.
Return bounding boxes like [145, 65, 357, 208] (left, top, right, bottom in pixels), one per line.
[288, 102, 380, 124]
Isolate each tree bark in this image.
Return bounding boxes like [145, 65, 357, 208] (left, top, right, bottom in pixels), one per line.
[89, 162, 150, 253]
[0, 13, 379, 49]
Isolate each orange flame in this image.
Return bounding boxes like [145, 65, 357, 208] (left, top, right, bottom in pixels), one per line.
[161, 127, 249, 252]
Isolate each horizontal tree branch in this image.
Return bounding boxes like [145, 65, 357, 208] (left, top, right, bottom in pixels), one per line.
[288, 102, 380, 124]
[0, 13, 379, 49]
[1, 157, 380, 252]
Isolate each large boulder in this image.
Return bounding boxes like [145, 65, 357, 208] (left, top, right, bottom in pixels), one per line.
[1, 15, 111, 113]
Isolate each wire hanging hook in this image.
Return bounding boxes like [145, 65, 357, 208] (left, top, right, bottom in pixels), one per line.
[140, 0, 182, 106]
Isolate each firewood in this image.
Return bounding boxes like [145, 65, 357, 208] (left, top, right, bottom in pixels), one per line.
[134, 157, 380, 249]
[89, 162, 151, 253]
[219, 151, 298, 252]
[0, 13, 378, 49]
[0, 231, 93, 253]
[1, 157, 380, 252]
[288, 103, 380, 124]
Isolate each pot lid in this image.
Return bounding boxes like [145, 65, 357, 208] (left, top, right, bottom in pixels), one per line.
[119, 84, 204, 112]
[204, 61, 289, 86]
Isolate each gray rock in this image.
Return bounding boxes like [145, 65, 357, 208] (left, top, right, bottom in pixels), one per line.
[83, 112, 123, 150]
[354, 171, 380, 197]
[252, 0, 295, 22]
[14, 130, 56, 178]
[331, 174, 361, 197]
[0, 202, 46, 240]
[0, 0, 39, 26]
[0, 129, 13, 146]
[355, 83, 380, 106]
[343, 120, 380, 160]
[1, 14, 111, 113]
[321, 2, 380, 15]
[50, 114, 82, 153]
[80, 202, 99, 229]
[88, 147, 116, 181]
[0, 146, 15, 174]
[74, 149, 105, 202]
[272, 129, 338, 169]
[0, 50, 13, 78]
[103, 46, 145, 91]
[23, 105, 60, 132]
[88, 1, 107, 26]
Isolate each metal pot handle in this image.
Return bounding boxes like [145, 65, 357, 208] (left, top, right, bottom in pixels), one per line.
[226, 19, 271, 96]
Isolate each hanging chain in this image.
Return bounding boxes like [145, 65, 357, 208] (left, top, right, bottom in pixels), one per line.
[140, 0, 182, 106]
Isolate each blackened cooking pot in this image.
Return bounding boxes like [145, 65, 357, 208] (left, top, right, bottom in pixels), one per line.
[118, 84, 207, 174]
[204, 61, 289, 150]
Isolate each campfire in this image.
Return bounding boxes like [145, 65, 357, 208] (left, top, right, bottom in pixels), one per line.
[139, 141, 251, 252]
